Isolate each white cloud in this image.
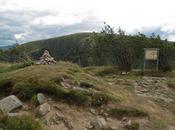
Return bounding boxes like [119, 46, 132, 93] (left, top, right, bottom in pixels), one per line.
[0, 0, 175, 45]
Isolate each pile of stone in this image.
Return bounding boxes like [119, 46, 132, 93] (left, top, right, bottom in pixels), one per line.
[38, 50, 56, 65]
[135, 76, 174, 103]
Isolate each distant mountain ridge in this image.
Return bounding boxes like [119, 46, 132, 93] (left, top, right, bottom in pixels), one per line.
[0, 45, 13, 50]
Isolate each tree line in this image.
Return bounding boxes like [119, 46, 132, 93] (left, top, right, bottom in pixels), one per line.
[0, 24, 175, 71]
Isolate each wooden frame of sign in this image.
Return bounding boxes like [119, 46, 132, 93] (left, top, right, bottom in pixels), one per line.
[143, 48, 159, 72]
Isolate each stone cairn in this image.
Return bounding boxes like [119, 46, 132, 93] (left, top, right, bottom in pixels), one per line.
[39, 50, 56, 65]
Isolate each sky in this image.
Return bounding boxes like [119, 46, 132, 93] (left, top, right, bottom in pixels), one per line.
[0, 0, 175, 46]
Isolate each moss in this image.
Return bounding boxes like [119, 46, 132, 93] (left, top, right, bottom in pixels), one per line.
[110, 108, 148, 119]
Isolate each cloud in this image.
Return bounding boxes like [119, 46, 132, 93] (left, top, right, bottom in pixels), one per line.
[0, 0, 175, 46]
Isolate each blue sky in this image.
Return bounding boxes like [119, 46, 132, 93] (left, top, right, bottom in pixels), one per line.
[0, 0, 175, 46]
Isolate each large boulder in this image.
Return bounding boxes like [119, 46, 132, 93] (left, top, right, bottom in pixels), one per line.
[37, 93, 47, 105]
[91, 116, 107, 130]
[0, 95, 23, 113]
[38, 50, 56, 65]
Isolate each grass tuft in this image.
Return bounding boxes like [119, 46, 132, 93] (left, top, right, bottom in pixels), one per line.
[110, 107, 148, 119]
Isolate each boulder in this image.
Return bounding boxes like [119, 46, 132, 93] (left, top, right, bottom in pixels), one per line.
[38, 103, 51, 116]
[37, 93, 47, 104]
[0, 95, 23, 113]
[91, 117, 106, 130]
[38, 50, 56, 65]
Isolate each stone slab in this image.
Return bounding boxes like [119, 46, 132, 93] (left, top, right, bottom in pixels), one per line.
[0, 95, 23, 113]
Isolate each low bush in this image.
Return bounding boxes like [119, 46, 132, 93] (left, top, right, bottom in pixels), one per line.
[110, 108, 148, 119]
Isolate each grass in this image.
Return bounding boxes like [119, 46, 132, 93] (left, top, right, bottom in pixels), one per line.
[84, 66, 119, 77]
[0, 61, 174, 129]
[0, 58, 34, 73]
[0, 112, 41, 130]
[7, 116, 42, 130]
[110, 107, 148, 119]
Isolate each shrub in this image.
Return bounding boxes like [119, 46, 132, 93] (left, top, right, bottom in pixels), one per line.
[110, 108, 148, 119]
[7, 115, 42, 130]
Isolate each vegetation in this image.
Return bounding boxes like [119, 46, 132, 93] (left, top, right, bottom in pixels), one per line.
[110, 107, 148, 119]
[0, 61, 174, 129]
[0, 24, 175, 72]
[0, 112, 42, 130]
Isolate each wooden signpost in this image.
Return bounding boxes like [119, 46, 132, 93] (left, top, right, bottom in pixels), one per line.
[143, 48, 159, 72]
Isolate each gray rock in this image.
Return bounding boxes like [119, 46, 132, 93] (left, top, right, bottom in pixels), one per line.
[7, 113, 22, 117]
[22, 104, 30, 111]
[38, 103, 51, 116]
[90, 108, 96, 115]
[91, 117, 106, 130]
[37, 93, 46, 104]
[39, 50, 56, 65]
[0, 95, 23, 113]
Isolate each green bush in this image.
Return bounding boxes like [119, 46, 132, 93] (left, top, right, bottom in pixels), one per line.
[7, 115, 42, 130]
[110, 108, 148, 119]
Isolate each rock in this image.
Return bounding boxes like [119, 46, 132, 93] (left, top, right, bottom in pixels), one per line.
[0, 95, 23, 113]
[38, 103, 51, 116]
[90, 108, 96, 115]
[37, 93, 47, 104]
[22, 104, 30, 111]
[91, 117, 106, 130]
[38, 50, 56, 65]
[121, 72, 129, 75]
[110, 126, 118, 130]
[7, 113, 22, 117]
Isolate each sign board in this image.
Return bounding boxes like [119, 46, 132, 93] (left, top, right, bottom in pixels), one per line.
[143, 48, 160, 72]
[145, 48, 159, 60]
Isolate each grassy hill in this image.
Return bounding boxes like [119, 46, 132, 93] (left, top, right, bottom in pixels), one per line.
[0, 62, 174, 130]
[0, 33, 92, 65]
[18, 32, 91, 61]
